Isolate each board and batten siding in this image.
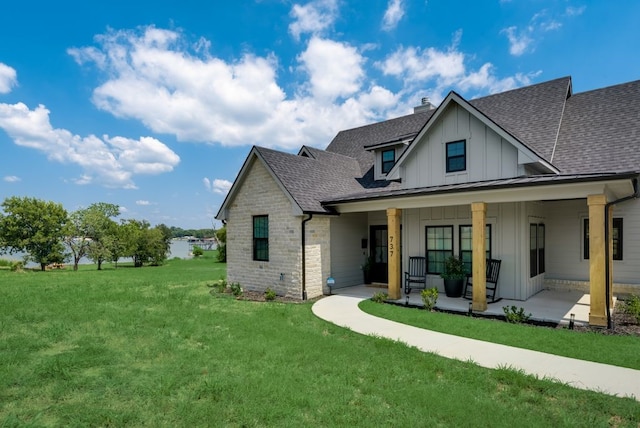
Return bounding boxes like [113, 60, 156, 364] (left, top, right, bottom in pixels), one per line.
[401, 103, 523, 189]
[329, 213, 368, 288]
[545, 198, 640, 289]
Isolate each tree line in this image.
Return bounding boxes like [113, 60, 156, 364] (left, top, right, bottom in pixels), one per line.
[0, 196, 178, 271]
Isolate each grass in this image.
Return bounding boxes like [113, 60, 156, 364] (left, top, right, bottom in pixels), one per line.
[1, 255, 639, 426]
[360, 300, 640, 370]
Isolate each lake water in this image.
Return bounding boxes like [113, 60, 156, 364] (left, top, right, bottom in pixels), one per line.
[2, 238, 196, 267]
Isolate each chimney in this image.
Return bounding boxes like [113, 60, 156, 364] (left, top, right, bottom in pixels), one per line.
[414, 96, 435, 113]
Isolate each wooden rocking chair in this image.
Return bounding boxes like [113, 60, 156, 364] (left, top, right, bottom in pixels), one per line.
[463, 259, 502, 303]
[404, 256, 427, 294]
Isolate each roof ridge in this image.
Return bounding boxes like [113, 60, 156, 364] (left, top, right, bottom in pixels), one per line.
[550, 78, 572, 164]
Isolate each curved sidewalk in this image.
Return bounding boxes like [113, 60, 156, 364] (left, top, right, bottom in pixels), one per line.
[312, 295, 640, 401]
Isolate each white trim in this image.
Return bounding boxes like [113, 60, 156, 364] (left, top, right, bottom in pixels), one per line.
[386, 91, 559, 180]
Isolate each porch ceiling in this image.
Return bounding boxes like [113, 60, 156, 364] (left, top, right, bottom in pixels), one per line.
[327, 174, 637, 213]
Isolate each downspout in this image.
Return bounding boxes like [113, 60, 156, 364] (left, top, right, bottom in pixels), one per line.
[604, 178, 639, 329]
[301, 213, 313, 301]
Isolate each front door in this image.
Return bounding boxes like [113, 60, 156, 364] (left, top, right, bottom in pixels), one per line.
[370, 226, 388, 283]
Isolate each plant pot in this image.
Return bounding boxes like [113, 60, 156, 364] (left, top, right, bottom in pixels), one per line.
[363, 270, 372, 284]
[443, 278, 464, 297]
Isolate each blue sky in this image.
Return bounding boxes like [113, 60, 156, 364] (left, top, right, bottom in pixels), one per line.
[0, 1, 638, 229]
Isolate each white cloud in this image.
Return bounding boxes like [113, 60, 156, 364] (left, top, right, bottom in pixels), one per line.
[566, 6, 586, 16]
[203, 178, 233, 195]
[68, 26, 397, 151]
[298, 37, 365, 101]
[501, 26, 533, 56]
[0, 63, 17, 94]
[136, 200, 151, 206]
[382, 0, 405, 31]
[0, 102, 180, 188]
[501, 8, 580, 56]
[289, 0, 338, 41]
[68, 25, 541, 151]
[378, 32, 540, 104]
[3, 175, 20, 182]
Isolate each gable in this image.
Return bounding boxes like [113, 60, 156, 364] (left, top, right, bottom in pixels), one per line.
[387, 92, 559, 187]
[216, 150, 302, 221]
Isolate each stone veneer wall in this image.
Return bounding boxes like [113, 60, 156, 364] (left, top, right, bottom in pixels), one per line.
[304, 216, 331, 298]
[544, 279, 640, 296]
[227, 160, 302, 298]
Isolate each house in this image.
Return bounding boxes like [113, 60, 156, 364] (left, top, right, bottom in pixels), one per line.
[216, 76, 640, 326]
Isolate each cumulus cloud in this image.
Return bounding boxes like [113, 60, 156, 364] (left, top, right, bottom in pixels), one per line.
[378, 31, 540, 104]
[382, 0, 405, 31]
[68, 26, 397, 151]
[203, 177, 233, 195]
[0, 63, 17, 94]
[0, 102, 180, 188]
[289, 0, 338, 41]
[3, 175, 21, 182]
[298, 37, 365, 100]
[136, 200, 152, 205]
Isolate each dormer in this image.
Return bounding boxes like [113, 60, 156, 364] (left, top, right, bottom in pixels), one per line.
[365, 132, 417, 181]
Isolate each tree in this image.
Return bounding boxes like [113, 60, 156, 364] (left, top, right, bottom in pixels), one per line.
[119, 220, 170, 267]
[0, 196, 68, 271]
[82, 203, 120, 270]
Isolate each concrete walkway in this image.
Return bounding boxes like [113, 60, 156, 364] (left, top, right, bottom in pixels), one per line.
[312, 295, 640, 401]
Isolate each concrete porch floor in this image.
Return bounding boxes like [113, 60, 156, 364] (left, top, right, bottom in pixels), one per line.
[329, 285, 610, 326]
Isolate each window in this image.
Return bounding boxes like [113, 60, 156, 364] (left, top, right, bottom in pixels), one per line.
[584, 218, 623, 260]
[426, 226, 453, 274]
[446, 140, 466, 173]
[459, 225, 491, 273]
[530, 223, 545, 277]
[381, 149, 395, 174]
[253, 215, 269, 261]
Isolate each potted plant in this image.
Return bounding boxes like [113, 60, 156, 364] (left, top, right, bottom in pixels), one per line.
[362, 255, 374, 284]
[440, 256, 467, 297]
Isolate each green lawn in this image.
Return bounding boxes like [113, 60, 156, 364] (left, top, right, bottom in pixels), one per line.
[1, 256, 639, 426]
[360, 300, 640, 370]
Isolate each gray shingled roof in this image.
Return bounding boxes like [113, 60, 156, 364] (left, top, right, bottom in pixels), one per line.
[553, 79, 640, 173]
[325, 110, 434, 175]
[469, 76, 571, 161]
[255, 146, 363, 213]
[242, 77, 639, 215]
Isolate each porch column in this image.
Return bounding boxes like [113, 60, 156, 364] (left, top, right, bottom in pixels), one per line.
[607, 205, 614, 308]
[471, 202, 487, 312]
[387, 208, 402, 300]
[587, 194, 607, 327]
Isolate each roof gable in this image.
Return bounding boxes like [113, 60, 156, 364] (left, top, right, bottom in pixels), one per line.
[386, 91, 559, 180]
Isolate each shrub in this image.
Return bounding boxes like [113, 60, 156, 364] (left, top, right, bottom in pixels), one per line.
[10, 261, 24, 272]
[192, 246, 204, 257]
[420, 287, 438, 311]
[209, 278, 227, 293]
[265, 288, 277, 301]
[623, 295, 640, 323]
[371, 291, 388, 303]
[503, 305, 531, 324]
[229, 282, 243, 297]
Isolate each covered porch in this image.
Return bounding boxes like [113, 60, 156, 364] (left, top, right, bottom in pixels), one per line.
[328, 174, 637, 327]
[330, 284, 609, 326]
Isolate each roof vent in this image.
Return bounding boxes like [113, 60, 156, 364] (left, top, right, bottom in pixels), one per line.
[414, 96, 435, 113]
